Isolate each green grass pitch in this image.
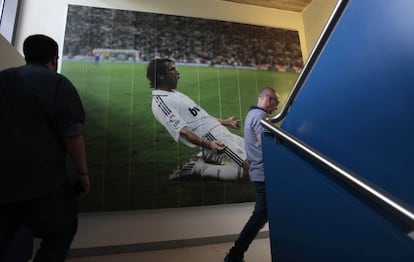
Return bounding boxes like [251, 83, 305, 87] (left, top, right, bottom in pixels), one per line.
[61, 60, 299, 212]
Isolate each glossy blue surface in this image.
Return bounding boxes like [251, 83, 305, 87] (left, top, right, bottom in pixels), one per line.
[263, 0, 414, 260]
[263, 133, 414, 261]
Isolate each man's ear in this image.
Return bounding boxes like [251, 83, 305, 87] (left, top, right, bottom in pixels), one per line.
[53, 56, 58, 65]
[46, 56, 58, 72]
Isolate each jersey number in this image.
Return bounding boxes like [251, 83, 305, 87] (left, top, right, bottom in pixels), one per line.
[188, 106, 200, 116]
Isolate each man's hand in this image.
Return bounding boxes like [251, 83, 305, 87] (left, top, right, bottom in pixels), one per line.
[207, 140, 226, 153]
[221, 117, 241, 129]
[180, 126, 226, 153]
[75, 175, 90, 197]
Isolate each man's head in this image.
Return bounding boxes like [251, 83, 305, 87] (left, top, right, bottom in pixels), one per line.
[23, 34, 59, 71]
[146, 58, 180, 90]
[258, 87, 280, 114]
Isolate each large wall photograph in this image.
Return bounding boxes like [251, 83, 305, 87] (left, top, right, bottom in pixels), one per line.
[62, 5, 302, 212]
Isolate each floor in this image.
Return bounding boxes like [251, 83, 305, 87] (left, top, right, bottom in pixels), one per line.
[27, 203, 272, 261]
[66, 237, 272, 262]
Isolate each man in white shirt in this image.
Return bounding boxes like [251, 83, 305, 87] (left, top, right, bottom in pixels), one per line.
[147, 58, 248, 181]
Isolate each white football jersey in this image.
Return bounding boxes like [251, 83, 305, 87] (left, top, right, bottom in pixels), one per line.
[152, 89, 220, 148]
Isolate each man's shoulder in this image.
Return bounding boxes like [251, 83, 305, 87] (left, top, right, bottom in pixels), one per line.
[0, 66, 25, 83]
[247, 107, 266, 118]
[0, 66, 21, 75]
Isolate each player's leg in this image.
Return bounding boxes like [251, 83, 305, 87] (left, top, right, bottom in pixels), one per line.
[169, 154, 204, 180]
[206, 126, 246, 168]
[196, 161, 243, 181]
[169, 153, 242, 181]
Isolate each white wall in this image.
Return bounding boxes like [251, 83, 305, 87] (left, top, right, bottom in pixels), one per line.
[302, 0, 339, 59]
[15, 0, 69, 60]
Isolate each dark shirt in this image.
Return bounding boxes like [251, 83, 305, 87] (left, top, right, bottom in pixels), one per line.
[0, 63, 85, 202]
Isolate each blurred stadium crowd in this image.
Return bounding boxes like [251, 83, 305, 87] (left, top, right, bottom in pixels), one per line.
[64, 5, 303, 71]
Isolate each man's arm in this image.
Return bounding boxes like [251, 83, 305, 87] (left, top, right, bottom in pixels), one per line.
[219, 117, 241, 129]
[64, 135, 90, 194]
[256, 133, 262, 146]
[180, 126, 225, 153]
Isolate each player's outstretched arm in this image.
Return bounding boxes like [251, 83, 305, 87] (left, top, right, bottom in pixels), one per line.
[219, 117, 241, 129]
[180, 127, 225, 153]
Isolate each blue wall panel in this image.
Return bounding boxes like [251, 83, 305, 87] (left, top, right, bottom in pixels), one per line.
[263, 0, 414, 260]
[282, 0, 414, 205]
[263, 134, 414, 261]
